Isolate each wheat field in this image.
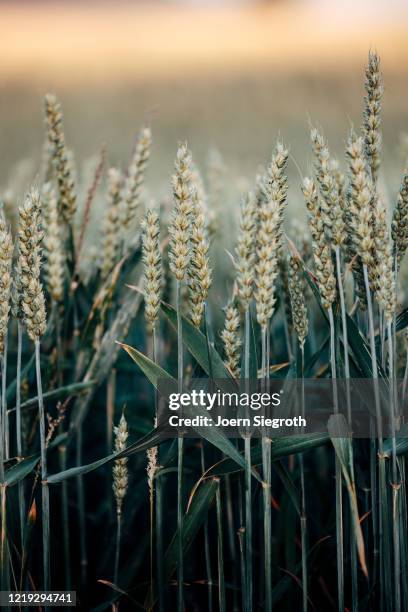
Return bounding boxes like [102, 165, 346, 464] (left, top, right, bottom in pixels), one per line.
[0, 46, 408, 612]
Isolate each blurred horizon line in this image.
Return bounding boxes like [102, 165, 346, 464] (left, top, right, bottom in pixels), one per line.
[0, 2, 407, 85]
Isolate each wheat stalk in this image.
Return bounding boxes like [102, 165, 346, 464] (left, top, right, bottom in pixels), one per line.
[17, 187, 49, 589]
[168, 141, 194, 612]
[0, 214, 12, 586]
[288, 253, 308, 611]
[188, 169, 212, 328]
[113, 412, 129, 585]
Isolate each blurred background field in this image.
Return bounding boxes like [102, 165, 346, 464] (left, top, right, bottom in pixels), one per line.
[1, 0, 408, 211]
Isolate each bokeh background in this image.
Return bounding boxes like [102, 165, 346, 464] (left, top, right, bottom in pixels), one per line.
[1, 0, 408, 206]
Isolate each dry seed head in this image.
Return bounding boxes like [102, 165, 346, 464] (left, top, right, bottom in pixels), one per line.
[120, 127, 152, 231]
[255, 143, 289, 328]
[255, 200, 282, 327]
[392, 169, 408, 267]
[261, 142, 289, 207]
[346, 132, 375, 272]
[141, 207, 163, 331]
[235, 190, 257, 306]
[310, 128, 346, 246]
[113, 413, 129, 514]
[188, 171, 212, 327]
[373, 198, 396, 321]
[288, 256, 308, 347]
[168, 142, 194, 282]
[100, 168, 123, 280]
[302, 177, 336, 309]
[42, 183, 64, 302]
[17, 188, 47, 341]
[0, 217, 13, 353]
[363, 51, 383, 185]
[44, 94, 77, 223]
[221, 302, 242, 379]
[146, 419, 158, 498]
[279, 252, 292, 327]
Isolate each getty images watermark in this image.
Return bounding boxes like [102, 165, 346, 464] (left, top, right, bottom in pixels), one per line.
[155, 378, 408, 438]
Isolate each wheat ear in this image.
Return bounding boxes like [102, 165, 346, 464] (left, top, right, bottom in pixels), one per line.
[363, 51, 383, 185]
[113, 412, 129, 585]
[120, 127, 152, 231]
[288, 255, 308, 347]
[17, 187, 49, 588]
[391, 169, 408, 268]
[254, 142, 289, 330]
[44, 94, 77, 224]
[42, 183, 64, 303]
[221, 302, 242, 379]
[188, 170, 212, 328]
[100, 168, 122, 281]
[142, 208, 163, 332]
[235, 191, 257, 307]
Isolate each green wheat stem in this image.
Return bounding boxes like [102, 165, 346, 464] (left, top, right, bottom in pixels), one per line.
[114, 510, 122, 586]
[387, 321, 400, 611]
[243, 306, 252, 611]
[328, 306, 344, 612]
[216, 480, 226, 612]
[16, 322, 25, 545]
[176, 280, 184, 612]
[238, 527, 247, 611]
[335, 246, 358, 610]
[299, 344, 307, 612]
[363, 264, 390, 607]
[2, 335, 9, 460]
[52, 300, 71, 590]
[35, 339, 50, 590]
[0, 353, 10, 594]
[151, 326, 165, 611]
[200, 441, 213, 612]
[261, 324, 272, 612]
